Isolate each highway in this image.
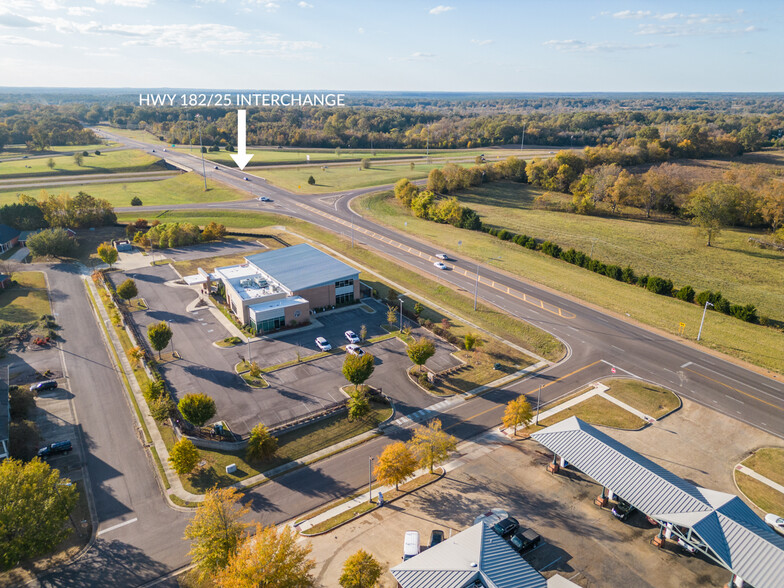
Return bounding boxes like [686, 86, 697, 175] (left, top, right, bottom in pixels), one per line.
[40, 128, 784, 586]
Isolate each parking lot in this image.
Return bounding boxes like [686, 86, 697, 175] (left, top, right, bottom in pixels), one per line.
[114, 264, 461, 436]
[304, 398, 781, 587]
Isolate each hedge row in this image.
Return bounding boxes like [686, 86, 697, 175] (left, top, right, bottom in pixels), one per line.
[482, 226, 760, 324]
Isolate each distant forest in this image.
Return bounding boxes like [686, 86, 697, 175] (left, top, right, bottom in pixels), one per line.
[1, 93, 783, 153]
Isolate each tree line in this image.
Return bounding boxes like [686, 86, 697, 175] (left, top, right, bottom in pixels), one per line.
[0, 105, 98, 150]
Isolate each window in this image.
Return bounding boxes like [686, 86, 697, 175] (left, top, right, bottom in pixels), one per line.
[336, 292, 355, 305]
[335, 278, 354, 288]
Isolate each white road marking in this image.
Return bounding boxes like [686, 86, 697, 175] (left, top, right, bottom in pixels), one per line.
[207, 329, 214, 333]
[97, 517, 138, 536]
[725, 395, 744, 404]
[610, 344, 624, 353]
[680, 361, 693, 368]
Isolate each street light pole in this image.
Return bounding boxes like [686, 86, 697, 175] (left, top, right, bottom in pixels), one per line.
[520, 124, 526, 151]
[697, 301, 714, 341]
[473, 257, 502, 311]
[195, 114, 207, 191]
[536, 385, 542, 425]
[399, 297, 404, 332]
[368, 457, 373, 503]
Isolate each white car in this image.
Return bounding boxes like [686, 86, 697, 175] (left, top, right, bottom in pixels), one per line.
[214, 165, 219, 169]
[345, 330, 360, 344]
[315, 337, 331, 351]
[765, 513, 784, 535]
[345, 344, 364, 356]
[435, 253, 449, 260]
[434, 261, 448, 270]
[244, 177, 250, 181]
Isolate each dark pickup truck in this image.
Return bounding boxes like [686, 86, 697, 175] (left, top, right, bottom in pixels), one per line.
[37, 440, 73, 458]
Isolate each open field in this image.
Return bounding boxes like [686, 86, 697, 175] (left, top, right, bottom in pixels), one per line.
[176, 146, 538, 166]
[0, 271, 50, 326]
[115, 209, 565, 361]
[0, 143, 117, 160]
[0, 149, 163, 178]
[253, 161, 469, 194]
[629, 149, 784, 183]
[0, 172, 248, 208]
[359, 189, 784, 374]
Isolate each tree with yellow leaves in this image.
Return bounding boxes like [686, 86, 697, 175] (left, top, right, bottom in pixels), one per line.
[374, 441, 417, 491]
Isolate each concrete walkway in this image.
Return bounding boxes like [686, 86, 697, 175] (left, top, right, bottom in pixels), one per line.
[6, 246, 29, 262]
[736, 464, 784, 496]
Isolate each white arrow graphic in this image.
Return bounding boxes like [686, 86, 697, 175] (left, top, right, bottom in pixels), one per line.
[230, 109, 254, 170]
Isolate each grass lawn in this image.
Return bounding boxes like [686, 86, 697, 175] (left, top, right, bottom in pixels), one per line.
[176, 401, 392, 494]
[0, 272, 50, 325]
[115, 208, 564, 362]
[527, 393, 646, 433]
[360, 190, 784, 374]
[432, 341, 534, 395]
[253, 162, 469, 194]
[0, 143, 115, 160]
[602, 378, 680, 419]
[741, 448, 784, 488]
[735, 471, 784, 516]
[0, 149, 163, 178]
[170, 247, 265, 277]
[0, 172, 248, 208]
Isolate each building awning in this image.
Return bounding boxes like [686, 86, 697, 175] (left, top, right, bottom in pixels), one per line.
[531, 417, 784, 588]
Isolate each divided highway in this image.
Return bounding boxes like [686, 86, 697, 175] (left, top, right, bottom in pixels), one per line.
[43, 128, 783, 586]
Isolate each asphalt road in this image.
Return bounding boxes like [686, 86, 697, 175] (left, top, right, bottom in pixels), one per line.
[39, 128, 784, 586]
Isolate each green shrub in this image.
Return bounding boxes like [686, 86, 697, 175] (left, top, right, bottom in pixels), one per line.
[143, 380, 166, 402]
[675, 285, 695, 303]
[604, 265, 622, 281]
[497, 229, 512, 241]
[730, 304, 758, 323]
[131, 196, 143, 206]
[621, 266, 636, 284]
[646, 276, 673, 296]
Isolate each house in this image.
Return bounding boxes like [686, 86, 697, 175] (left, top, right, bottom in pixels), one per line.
[18, 229, 42, 247]
[391, 522, 547, 588]
[211, 243, 360, 333]
[0, 224, 20, 253]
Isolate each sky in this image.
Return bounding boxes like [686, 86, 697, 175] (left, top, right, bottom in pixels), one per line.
[0, 0, 781, 92]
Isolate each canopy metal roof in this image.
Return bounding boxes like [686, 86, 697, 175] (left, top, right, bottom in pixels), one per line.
[531, 417, 784, 588]
[391, 522, 546, 588]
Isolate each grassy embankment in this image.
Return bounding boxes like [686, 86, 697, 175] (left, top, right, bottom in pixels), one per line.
[525, 378, 680, 433]
[116, 209, 564, 362]
[0, 143, 117, 160]
[0, 172, 247, 208]
[736, 448, 784, 515]
[0, 149, 164, 178]
[0, 272, 50, 326]
[359, 186, 784, 374]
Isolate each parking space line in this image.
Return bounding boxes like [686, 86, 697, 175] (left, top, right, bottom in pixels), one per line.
[97, 517, 138, 536]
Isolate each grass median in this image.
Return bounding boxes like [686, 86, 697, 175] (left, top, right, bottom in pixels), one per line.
[169, 400, 392, 495]
[0, 149, 163, 179]
[360, 189, 784, 374]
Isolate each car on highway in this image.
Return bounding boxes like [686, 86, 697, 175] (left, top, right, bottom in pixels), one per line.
[611, 498, 635, 521]
[151, 149, 155, 152]
[765, 513, 784, 535]
[434, 261, 448, 270]
[492, 516, 519, 538]
[214, 165, 219, 169]
[31, 380, 57, 392]
[37, 440, 72, 458]
[345, 344, 364, 356]
[344, 330, 360, 344]
[435, 253, 450, 260]
[259, 196, 272, 202]
[244, 176, 250, 181]
[508, 527, 541, 553]
[162, 148, 167, 151]
[315, 337, 332, 351]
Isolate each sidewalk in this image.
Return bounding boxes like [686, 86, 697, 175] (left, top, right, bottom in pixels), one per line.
[736, 464, 784, 495]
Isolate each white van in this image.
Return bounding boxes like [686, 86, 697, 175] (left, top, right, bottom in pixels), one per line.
[403, 530, 420, 560]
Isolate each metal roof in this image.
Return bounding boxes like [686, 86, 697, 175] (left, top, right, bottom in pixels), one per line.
[244, 244, 358, 292]
[0, 224, 20, 244]
[532, 417, 784, 588]
[391, 523, 546, 588]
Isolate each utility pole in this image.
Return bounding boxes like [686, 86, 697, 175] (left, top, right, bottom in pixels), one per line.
[399, 297, 404, 332]
[368, 457, 374, 503]
[473, 261, 480, 311]
[196, 114, 207, 191]
[520, 124, 526, 151]
[536, 385, 542, 425]
[697, 301, 714, 341]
